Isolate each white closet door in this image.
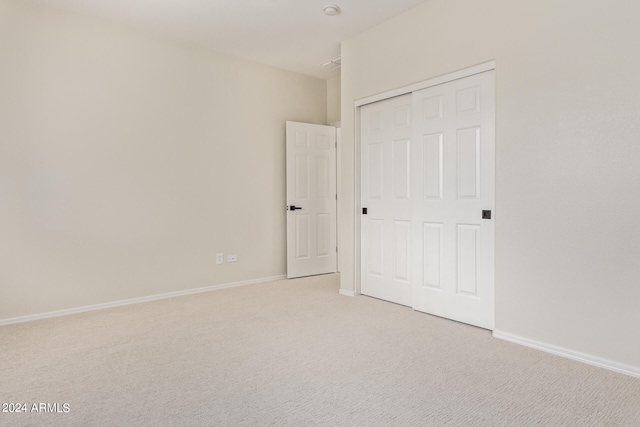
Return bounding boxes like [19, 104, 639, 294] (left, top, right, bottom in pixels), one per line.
[411, 70, 495, 329]
[360, 94, 413, 306]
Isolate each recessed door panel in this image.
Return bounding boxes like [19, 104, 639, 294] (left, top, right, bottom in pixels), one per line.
[295, 154, 309, 199]
[393, 139, 410, 199]
[369, 111, 383, 132]
[457, 86, 481, 114]
[295, 130, 308, 148]
[368, 219, 384, 276]
[394, 106, 411, 129]
[423, 223, 444, 289]
[295, 214, 310, 259]
[317, 213, 330, 257]
[457, 224, 479, 296]
[368, 142, 384, 199]
[423, 96, 443, 121]
[317, 133, 331, 149]
[423, 133, 443, 200]
[457, 127, 480, 200]
[316, 156, 330, 199]
[394, 220, 411, 282]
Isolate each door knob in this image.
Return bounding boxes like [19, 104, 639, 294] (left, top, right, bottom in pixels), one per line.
[289, 205, 302, 211]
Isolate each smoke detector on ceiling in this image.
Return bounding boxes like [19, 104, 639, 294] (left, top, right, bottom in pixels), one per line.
[323, 5, 341, 16]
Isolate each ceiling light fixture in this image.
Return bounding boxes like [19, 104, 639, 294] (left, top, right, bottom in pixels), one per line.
[323, 5, 340, 16]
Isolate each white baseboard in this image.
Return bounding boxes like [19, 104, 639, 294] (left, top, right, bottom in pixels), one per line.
[493, 330, 640, 379]
[0, 275, 287, 326]
[339, 289, 356, 297]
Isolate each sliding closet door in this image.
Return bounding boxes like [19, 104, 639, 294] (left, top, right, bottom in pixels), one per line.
[411, 71, 495, 329]
[360, 94, 413, 306]
[359, 69, 495, 329]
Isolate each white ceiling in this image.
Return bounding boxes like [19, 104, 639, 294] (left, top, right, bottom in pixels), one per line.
[26, 0, 428, 80]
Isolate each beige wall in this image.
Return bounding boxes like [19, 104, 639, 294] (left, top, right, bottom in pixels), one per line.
[326, 76, 341, 125]
[0, 0, 326, 320]
[340, 0, 640, 369]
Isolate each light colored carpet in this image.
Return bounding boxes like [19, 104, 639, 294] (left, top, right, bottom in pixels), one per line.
[1, 274, 639, 426]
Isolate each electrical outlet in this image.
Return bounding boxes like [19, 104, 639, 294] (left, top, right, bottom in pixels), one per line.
[216, 253, 224, 265]
[227, 254, 238, 263]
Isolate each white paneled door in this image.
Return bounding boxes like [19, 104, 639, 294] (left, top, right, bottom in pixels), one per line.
[360, 94, 413, 306]
[360, 70, 495, 329]
[286, 121, 337, 279]
[411, 71, 495, 329]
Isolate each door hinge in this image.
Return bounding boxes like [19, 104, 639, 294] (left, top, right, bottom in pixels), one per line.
[362, 207, 368, 215]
